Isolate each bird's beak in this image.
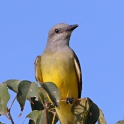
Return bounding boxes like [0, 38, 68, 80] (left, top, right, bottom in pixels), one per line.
[66, 24, 78, 31]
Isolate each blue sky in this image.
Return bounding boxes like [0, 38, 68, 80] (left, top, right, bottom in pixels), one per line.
[0, 1, 124, 124]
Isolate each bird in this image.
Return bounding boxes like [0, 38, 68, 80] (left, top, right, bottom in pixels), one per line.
[34, 23, 82, 124]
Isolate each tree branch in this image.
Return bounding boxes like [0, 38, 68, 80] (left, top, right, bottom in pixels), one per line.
[45, 103, 49, 124]
[9, 96, 16, 110]
[7, 108, 14, 124]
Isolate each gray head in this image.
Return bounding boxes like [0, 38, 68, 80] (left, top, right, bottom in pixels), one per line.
[45, 23, 78, 51]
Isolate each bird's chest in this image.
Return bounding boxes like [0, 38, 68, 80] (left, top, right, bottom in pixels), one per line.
[41, 52, 74, 74]
[41, 52, 78, 98]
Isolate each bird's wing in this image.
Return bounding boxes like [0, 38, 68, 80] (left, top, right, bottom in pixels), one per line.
[34, 55, 43, 83]
[73, 53, 82, 98]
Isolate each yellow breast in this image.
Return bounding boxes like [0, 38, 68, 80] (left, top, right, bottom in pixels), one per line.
[41, 52, 78, 100]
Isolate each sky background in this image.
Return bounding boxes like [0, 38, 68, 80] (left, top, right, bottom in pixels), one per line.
[0, 1, 124, 124]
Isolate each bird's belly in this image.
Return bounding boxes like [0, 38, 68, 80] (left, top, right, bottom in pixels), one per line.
[41, 56, 78, 100]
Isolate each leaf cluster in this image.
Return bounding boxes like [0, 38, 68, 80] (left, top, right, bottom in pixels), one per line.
[0, 80, 106, 124]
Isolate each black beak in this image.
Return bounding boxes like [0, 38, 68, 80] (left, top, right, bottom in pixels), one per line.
[66, 24, 78, 31]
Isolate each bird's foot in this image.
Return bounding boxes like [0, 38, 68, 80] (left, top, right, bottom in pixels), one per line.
[65, 97, 74, 104]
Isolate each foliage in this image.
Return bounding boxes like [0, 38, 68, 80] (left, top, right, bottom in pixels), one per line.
[116, 120, 124, 124]
[0, 80, 106, 124]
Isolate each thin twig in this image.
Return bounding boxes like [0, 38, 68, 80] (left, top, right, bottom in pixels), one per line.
[61, 99, 66, 102]
[49, 107, 55, 112]
[45, 103, 49, 124]
[52, 112, 56, 124]
[7, 108, 14, 124]
[9, 96, 16, 110]
[61, 98, 84, 102]
[6, 96, 16, 124]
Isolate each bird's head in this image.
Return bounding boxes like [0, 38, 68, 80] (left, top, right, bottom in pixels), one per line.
[46, 23, 78, 49]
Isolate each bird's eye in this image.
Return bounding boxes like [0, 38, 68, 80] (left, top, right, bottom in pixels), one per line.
[55, 29, 59, 33]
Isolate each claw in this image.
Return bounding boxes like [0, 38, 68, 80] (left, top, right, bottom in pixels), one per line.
[65, 97, 74, 104]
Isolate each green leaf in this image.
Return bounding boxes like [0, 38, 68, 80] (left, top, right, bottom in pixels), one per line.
[0, 122, 5, 124]
[42, 82, 60, 107]
[0, 83, 10, 115]
[5, 79, 21, 93]
[27, 82, 39, 100]
[30, 86, 53, 112]
[38, 87, 52, 104]
[27, 110, 58, 124]
[17, 80, 39, 111]
[98, 109, 107, 124]
[30, 86, 57, 111]
[72, 98, 90, 123]
[72, 98, 99, 124]
[35, 110, 46, 124]
[116, 120, 124, 124]
[85, 98, 99, 124]
[27, 110, 42, 123]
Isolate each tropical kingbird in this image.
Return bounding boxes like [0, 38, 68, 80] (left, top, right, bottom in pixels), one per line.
[35, 23, 82, 124]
